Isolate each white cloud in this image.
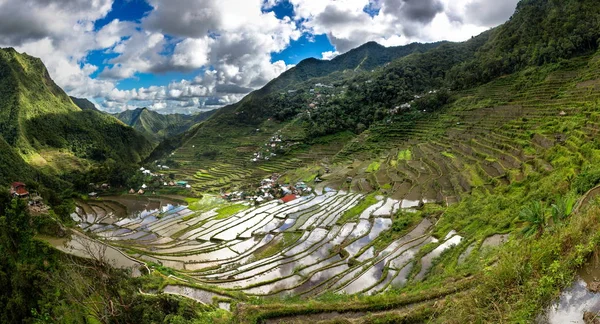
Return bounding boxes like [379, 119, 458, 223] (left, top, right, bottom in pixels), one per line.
[321, 51, 340, 60]
[0, 0, 518, 114]
[291, 0, 518, 52]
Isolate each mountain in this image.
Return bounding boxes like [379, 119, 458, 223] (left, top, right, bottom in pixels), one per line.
[255, 41, 445, 96]
[141, 0, 600, 322]
[149, 0, 600, 190]
[113, 107, 216, 143]
[70, 96, 100, 112]
[0, 48, 153, 185]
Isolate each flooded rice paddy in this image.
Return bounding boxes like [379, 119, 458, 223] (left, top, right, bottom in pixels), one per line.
[538, 263, 600, 323]
[58, 191, 483, 303]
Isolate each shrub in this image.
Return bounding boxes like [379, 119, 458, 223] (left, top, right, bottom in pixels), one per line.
[573, 166, 600, 194]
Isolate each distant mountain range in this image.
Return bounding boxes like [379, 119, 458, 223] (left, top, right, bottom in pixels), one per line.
[112, 107, 215, 143]
[149, 0, 600, 180]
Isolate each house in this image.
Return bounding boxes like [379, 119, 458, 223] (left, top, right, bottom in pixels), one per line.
[141, 184, 148, 189]
[138, 189, 145, 195]
[168, 181, 176, 186]
[129, 188, 135, 194]
[177, 181, 188, 187]
[10, 182, 29, 198]
[101, 183, 110, 190]
[279, 194, 297, 204]
[89, 192, 98, 198]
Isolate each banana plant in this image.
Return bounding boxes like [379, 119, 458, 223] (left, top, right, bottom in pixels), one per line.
[551, 195, 575, 225]
[519, 201, 547, 237]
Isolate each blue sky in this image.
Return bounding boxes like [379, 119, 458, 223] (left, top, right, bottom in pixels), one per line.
[87, 0, 335, 91]
[0, 0, 519, 113]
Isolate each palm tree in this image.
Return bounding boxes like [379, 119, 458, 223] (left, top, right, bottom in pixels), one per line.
[519, 201, 547, 237]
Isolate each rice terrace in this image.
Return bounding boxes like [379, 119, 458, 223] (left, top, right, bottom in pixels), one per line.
[48, 51, 600, 323]
[4, 0, 600, 323]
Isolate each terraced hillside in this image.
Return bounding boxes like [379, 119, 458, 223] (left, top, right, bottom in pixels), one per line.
[61, 50, 600, 323]
[160, 52, 600, 205]
[71, 190, 475, 316]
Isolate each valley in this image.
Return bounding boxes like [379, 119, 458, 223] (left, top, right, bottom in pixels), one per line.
[2, 0, 600, 323]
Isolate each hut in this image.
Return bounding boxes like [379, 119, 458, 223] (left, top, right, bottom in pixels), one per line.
[137, 189, 145, 195]
[10, 182, 29, 198]
[129, 188, 135, 194]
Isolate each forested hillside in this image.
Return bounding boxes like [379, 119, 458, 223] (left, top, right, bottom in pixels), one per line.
[114, 107, 215, 143]
[70, 96, 100, 112]
[0, 48, 153, 186]
[153, 0, 600, 168]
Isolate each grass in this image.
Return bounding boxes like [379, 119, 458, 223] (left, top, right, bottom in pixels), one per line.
[214, 203, 250, 220]
[398, 149, 413, 161]
[336, 192, 379, 224]
[366, 161, 382, 173]
[372, 211, 426, 253]
[83, 49, 600, 323]
[441, 151, 455, 159]
[252, 232, 302, 260]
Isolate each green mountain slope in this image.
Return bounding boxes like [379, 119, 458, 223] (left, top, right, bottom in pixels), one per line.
[0, 48, 153, 185]
[143, 0, 600, 322]
[70, 96, 100, 112]
[147, 40, 449, 162]
[113, 107, 216, 143]
[256, 41, 445, 96]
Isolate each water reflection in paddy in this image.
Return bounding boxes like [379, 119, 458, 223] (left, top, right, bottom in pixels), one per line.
[538, 263, 600, 323]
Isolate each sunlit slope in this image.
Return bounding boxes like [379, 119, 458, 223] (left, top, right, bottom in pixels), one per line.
[0, 48, 153, 182]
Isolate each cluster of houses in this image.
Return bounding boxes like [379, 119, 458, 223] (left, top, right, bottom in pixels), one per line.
[251, 134, 284, 162]
[389, 90, 441, 115]
[126, 167, 191, 195]
[221, 174, 312, 206]
[10, 182, 48, 213]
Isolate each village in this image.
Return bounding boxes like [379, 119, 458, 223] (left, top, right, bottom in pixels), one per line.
[220, 172, 314, 206]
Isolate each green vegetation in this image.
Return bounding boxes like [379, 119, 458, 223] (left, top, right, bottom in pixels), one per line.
[0, 48, 153, 189]
[337, 193, 379, 224]
[0, 196, 224, 323]
[214, 203, 250, 220]
[365, 161, 381, 173]
[397, 149, 412, 161]
[70, 96, 100, 112]
[4, 0, 600, 323]
[114, 107, 216, 143]
[252, 232, 302, 260]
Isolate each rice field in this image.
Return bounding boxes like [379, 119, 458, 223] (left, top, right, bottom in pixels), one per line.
[66, 188, 484, 308]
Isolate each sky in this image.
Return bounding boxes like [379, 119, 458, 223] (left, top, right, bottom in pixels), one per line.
[0, 0, 520, 114]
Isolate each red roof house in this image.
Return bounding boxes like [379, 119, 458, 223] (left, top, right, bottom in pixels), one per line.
[10, 182, 29, 198]
[279, 194, 297, 204]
